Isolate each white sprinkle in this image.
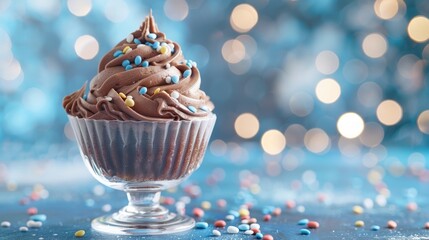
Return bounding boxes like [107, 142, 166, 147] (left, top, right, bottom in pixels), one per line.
[105, 96, 112, 101]
[250, 223, 260, 230]
[102, 204, 112, 212]
[212, 229, 221, 236]
[227, 226, 239, 234]
[244, 230, 254, 235]
[225, 215, 235, 221]
[137, 44, 145, 49]
[165, 76, 172, 84]
[168, 43, 175, 50]
[125, 48, 132, 54]
[241, 219, 249, 224]
[27, 220, 42, 228]
[126, 34, 134, 43]
[19, 226, 28, 232]
[297, 205, 305, 213]
[161, 42, 168, 47]
[1, 221, 11, 227]
[165, 63, 171, 69]
[192, 61, 197, 67]
[171, 91, 179, 99]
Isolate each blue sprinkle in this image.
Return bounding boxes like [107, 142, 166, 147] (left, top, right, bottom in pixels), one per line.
[300, 229, 311, 235]
[145, 42, 153, 47]
[113, 50, 123, 58]
[152, 41, 160, 49]
[238, 224, 250, 231]
[371, 225, 380, 231]
[200, 106, 209, 112]
[298, 219, 309, 225]
[195, 222, 208, 229]
[139, 87, 147, 95]
[125, 65, 133, 71]
[30, 214, 47, 222]
[171, 75, 179, 84]
[255, 233, 263, 239]
[188, 106, 197, 113]
[183, 69, 192, 78]
[142, 61, 149, 67]
[147, 33, 157, 39]
[228, 210, 239, 217]
[133, 38, 141, 44]
[134, 56, 142, 65]
[122, 60, 130, 67]
[83, 94, 87, 101]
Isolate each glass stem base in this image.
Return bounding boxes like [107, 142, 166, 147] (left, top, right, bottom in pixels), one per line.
[91, 190, 195, 235]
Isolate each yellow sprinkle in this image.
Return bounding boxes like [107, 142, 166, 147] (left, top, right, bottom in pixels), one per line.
[125, 98, 135, 107]
[74, 230, 85, 237]
[153, 88, 161, 95]
[354, 220, 364, 227]
[352, 205, 364, 215]
[239, 208, 250, 217]
[123, 46, 131, 53]
[119, 92, 126, 99]
[201, 201, 211, 210]
[160, 46, 168, 54]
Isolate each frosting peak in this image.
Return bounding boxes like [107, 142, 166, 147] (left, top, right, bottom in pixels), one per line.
[63, 13, 214, 121]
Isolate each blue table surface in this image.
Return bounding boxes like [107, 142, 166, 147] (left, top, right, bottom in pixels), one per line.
[1, 143, 429, 240]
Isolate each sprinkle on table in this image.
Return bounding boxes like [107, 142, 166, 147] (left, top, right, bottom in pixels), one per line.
[387, 220, 397, 229]
[298, 219, 309, 225]
[300, 229, 311, 235]
[212, 229, 221, 236]
[195, 222, 208, 229]
[193, 207, 204, 217]
[352, 205, 364, 214]
[354, 220, 364, 227]
[371, 225, 380, 231]
[74, 230, 85, 238]
[227, 226, 239, 234]
[1, 221, 11, 228]
[19, 226, 28, 232]
[214, 220, 226, 228]
[307, 221, 320, 229]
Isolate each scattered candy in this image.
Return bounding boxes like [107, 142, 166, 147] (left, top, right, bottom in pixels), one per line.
[352, 205, 364, 214]
[307, 221, 319, 229]
[152, 41, 160, 49]
[371, 225, 380, 231]
[263, 214, 271, 221]
[298, 219, 309, 225]
[272, 208, 281, 216]
[252, 228, 261, 234]
[227, 226, 239, 234]
[244, 230, 254, 235]
[171, 91, 179, 99]
[407, 202, 418, 212]
[19, 226, 28, 232]
[238, 224, 250, 231]
[255, 233, 263, 239]
[139, 87, 147, 95]
[126, 34, 134, 43]
[183, 69, 192, 78]
[147, 33, 157, 39]
[195, 222, 208, 229]
[239, 208, 250, 217]
[102, 204, 112, 212]
[142, 60, 149, 67]
[188, 106, 197, 113]
[27, 207, 38, 215]
[1, 221, 11, 227]
[286, 200, 296, 209]
[355, 220, 364, 227]
[122, 46, 131, 54]
[387, 220, 397, 229]
[124, 97, 135, 107]
[113, 50, 123, 58]
[225, 215, 235, 221]
[134, 56, 142, 65]
[250, 223, 260, 230]
[212, 229, 221, 236]
[74, 230, 85, 238]
[30, 214, 47, 222]
[119, 92, 126, 99]
[241, 219, 249, 224]
[425, 222, 429, 229]
[153, 88, 161, 95]
[124, 47, 132, 54]
[300, 229, 311, 235]
[214, 220, 226, 228]
[125, 65, 133, 71]
[105, 96, 112, 101]
[193, 208, 204, 218]
[171, 75, 179, 84]
[122, 60, 130, 68]
[27, 220, 42, 228]
[263, 234, 274, 240]
[165, 76, 172, 84]
[165, 63, 171, 69]
[160, 46, 168, 54]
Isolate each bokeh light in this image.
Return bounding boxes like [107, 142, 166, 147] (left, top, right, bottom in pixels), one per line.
[104, 1, 129, 23]
[376, 100, 403, 126]
[304, 128, 330, 154]
[234, 113, 260, 139]
[315, 78, 341, 104]
[261, 130, 286, 155]
[407, 16, 429, 43]
[230, 4, 258, 33]
[315, 50, 339, 75]
[74, 35, 99, 60]
[67, 0, 92, 17]
[337, 112, 365, 139]
[417, 110, 429, 134]
[362, 33, 388, 58]
[289, 93, 314, 117]
[164, 0, 189, 21]
[359, 122, 385, 147]
[374, 0, 399, 20]
[222, 39, 246, 64]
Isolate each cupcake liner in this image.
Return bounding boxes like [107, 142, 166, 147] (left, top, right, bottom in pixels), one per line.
[68, 115, 216, 186]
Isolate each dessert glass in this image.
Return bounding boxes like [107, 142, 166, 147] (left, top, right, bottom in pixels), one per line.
[68, 114, 216, 235]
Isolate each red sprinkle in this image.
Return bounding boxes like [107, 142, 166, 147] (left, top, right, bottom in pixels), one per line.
[263, 214, 271, 221]
[406, 202, 418, 212]
[27, 207, 38, 215]
[262, 234, 274, 240]
[216, 199, 227, 208]
[192, 208, 204, 218]
[272, 208, 281, 216]
[387, 220, 397, 229]
[252, 228, 260, 234]
[162, 197, 175, 205]
[214, 220, 226, 228]
[286, 200, 296, 209]
[424, 222, 429, 229]
[249, 218, 258, 224]
[307, 221, 320, 229]
[241, 215, 250, 220]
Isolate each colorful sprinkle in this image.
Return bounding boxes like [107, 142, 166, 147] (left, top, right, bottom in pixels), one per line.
[286, 200, 296, 209]
[387, 220, 397, 229]
[241, 219, 249, 224]
[142, 60, 149, 67]
[134, 55, 142, 65]
[1, 221, 11, 227]
[137, 44, 145, 49]
[165, 76, 171, 84]
[201, 201, 211, 210]
[147, 33, 157, 39]
[74, 230, 85, 237]
[193, 207, 204, 218]
[160, 46, 168, 54]
[212, 229, 221, 236]
[214, 220, 226, 228]
[255, 233, 263, 239]
[27, 220, 42, 228]
[249, 218, 257, 224]
[171, 91, 179, 99]
[263, 234, 274, 240]
[183, 69, 192, 78]
[298, 218, 309, 225]
[263, 214, 271, 221]
[27, 207, 38, 215]
[188, 106, 197, 113]
[165, 63, 171, 69]
[355, 220, 364, 227]
[272, 207, 282, 216]
[122, 60, 130, 67]
[105, 96, 112, 101]
[153, 88, 161, 95]
[139, 87, 147, 95]
[119, 92, 126, 99]
[124, 97, 135, 107]
[152, 41, 160, 49]
[171, 75, 179, 84]
[225, 214, 235, 221]
[133, 38, 141, 44]
[19, 226, 28, 232]
[371, 225, 380, 231]
[244, 230, 254, 235]
[407, 202, 418, 212]
[30, 214, 47, 222]
[307, 221, 319, 229]
[126, 34, 134, 43]
[227, 226, 239, 234]
[252, 228, 261, 234]
[113, 50, 123, 58]
[300, 229, 311, 235]
[238, 224, 250, 231]
[352, 205, 364, 214]
[195, 222, 208, 229]
[250, 223, 260, 230]
[122, 46, 131, 53]
[125, 65, 133, 71]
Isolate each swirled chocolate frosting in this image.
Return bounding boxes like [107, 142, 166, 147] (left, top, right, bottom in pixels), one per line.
[63, 13, 214, 121]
